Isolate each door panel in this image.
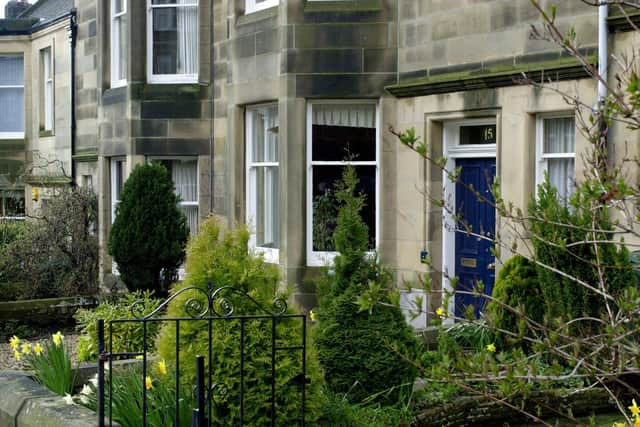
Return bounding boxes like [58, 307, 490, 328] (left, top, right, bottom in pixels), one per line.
[454, 158, 496, 319]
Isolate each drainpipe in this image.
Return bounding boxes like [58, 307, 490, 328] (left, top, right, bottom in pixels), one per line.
[597, 3, 608, 169]
[69, 8, 78, 186]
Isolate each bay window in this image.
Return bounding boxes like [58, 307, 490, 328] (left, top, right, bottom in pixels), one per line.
[307, 102, 379, 266]
[153, 158, 199, 236]
[536, 115, 575, 201]
[41, 47, 54, 132]
[111, 0, 127, 87]
[148, 0, 198, 83]
[246, 104, 279, 263]
[0, 55, 25, 138]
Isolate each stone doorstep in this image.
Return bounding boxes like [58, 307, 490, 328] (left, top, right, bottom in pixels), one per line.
[0, 370, 118, 427]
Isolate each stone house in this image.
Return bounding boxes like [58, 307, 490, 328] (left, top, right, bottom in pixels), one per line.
[1, 0, 638, 326]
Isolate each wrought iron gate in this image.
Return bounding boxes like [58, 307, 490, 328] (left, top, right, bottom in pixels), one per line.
[96, 283, 307, 426]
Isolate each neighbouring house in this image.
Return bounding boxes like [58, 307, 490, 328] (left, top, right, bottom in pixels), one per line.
[1, 0, 638, 328]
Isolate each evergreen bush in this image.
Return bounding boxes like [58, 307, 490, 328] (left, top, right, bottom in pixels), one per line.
[486, 255, 543, 347]
[156, 217, 323, 425]
[529, 178, 636, 323]
[314, 166, 420, 404]
[108, 163, 188, 295]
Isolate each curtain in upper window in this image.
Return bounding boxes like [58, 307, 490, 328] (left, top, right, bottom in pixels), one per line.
[150, 0, 198, 80]
[542, 117, 575, 201]
[0, 56, 25, 136]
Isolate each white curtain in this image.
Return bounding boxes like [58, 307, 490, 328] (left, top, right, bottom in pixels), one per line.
[176, 0, 198, 75]
[172, 159, 197, 202]
[544, 118, 575, 200]
[0, 56, 24, 133]
[313, 104, 375, 128]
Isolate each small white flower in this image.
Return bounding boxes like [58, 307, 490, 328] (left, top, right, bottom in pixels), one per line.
[89, 374, 98, 388]
[63, 393, 74, 405]
[80, 384, 93, 396]
[79, 394, 90, 405]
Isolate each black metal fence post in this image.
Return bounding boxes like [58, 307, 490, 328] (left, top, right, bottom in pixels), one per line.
[97, 318, 105, 427]
[192, 355, 206, 427]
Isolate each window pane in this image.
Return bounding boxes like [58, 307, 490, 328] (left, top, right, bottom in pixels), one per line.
[543, 117, 574, 154]
[1, 191, 25, 217]
[312, 124, 375, 162]
[113, 0, 124, 13]
[0, 56, 23, 86]
[152, 5, 198, 75]
[180, 205, 198, 236]
[117, 15, 127, 80]
[253, 166, 279, 248]
[152, 0, 177, 4]
[548, 158, 574, 201]
[0, 88, 24, 132]
[312, 165, 375, 251]
[251, 105, 278, 163]
[171, 159, 197, 202]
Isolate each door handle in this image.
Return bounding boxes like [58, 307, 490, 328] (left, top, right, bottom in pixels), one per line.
[487, 263, 495, 270]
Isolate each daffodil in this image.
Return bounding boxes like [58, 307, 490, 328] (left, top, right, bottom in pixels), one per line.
[52, 331, 64, 346]
[635, 417, 640, 427]
[9, 335, 20, 351]
[145, 376, 153, 390]
[13, 350, 21, 361]
[135, 355, 143, 360]
[630, 399, 640, 417]
[20, 343, 31, 355]
[158, 359, 167, 375]
[435, 307, 446, 319]
[613, 422, 625, 427]
[33, 343, 43, 355]
[80, 384, 93, 396]
[63, 393, 74, 405]
[486, 343, 497, 353]
[309, 310, 317, 322]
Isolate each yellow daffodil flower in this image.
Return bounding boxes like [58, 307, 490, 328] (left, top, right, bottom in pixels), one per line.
[630, 399, 640, 417]
[135, 355, 143, 360]
[21, 343, 31, 355]
[309, 310, 317, 322]
[33, 343, 43, 355]
[52, 331, 64, 346]
[435, 307, 446, 319]
[13, 350, 21, 361]
[158, 359, 167, 375]
[612, 422, 625, 427]
[9, 335, 20, 351]
[635, 417, 640, 427]
[145, 376, 153, 390]
[486, 343, 497, 353]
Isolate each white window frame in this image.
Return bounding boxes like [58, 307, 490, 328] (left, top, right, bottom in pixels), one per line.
[146, 0, 199, 84]
[42, 46, 54, 132]
[306, 100, 380, 267]
[246, 0, 279, 14]
[246, 103, 279, 264]
[0, 54, 25, 139]
[535, 113, 576, 198]
[110, 157, 126, 223]
[111, 0, 127, 88]
[148, 156, 199, 235]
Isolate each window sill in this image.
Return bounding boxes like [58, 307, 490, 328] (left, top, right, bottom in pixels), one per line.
[0, 133, 24, 140]
[238, 6, 278, 25]
[38, 129, 54, 138]
[147, 75, 199, 85]
[303, 0, 382, 12]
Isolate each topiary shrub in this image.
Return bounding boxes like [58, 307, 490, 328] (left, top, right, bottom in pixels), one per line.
[314, 166, 420, 405]
[486, 255, 543, 347]
[156, 217, 323, 426]
[108, 163, 188, 295]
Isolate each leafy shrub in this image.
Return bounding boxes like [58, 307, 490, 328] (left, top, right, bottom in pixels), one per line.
[74, 291, 162, 362]
[486, 255, 543, 347]
[529, 179, 637, 323]
[156, 217, 323, 425]
[108, 163, 188, 295]
[443, 320, 496, 352]
[319, 389, 412, 427]
[0, 188, 98, 301]
[314, 166, 420, 405]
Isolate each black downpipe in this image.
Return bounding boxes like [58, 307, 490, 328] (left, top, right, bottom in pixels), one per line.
[69, 9, 78, 186]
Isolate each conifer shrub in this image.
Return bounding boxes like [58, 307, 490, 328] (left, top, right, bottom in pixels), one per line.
[108, 163, 188, 295]
[529, 179, 637, 323]
[156, 217, 323, 426]
[486, 255, 543, 347]
[313, 166, 420, 404]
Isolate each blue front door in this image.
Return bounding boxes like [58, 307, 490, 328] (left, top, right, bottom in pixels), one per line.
[454, 158, 496, 319]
